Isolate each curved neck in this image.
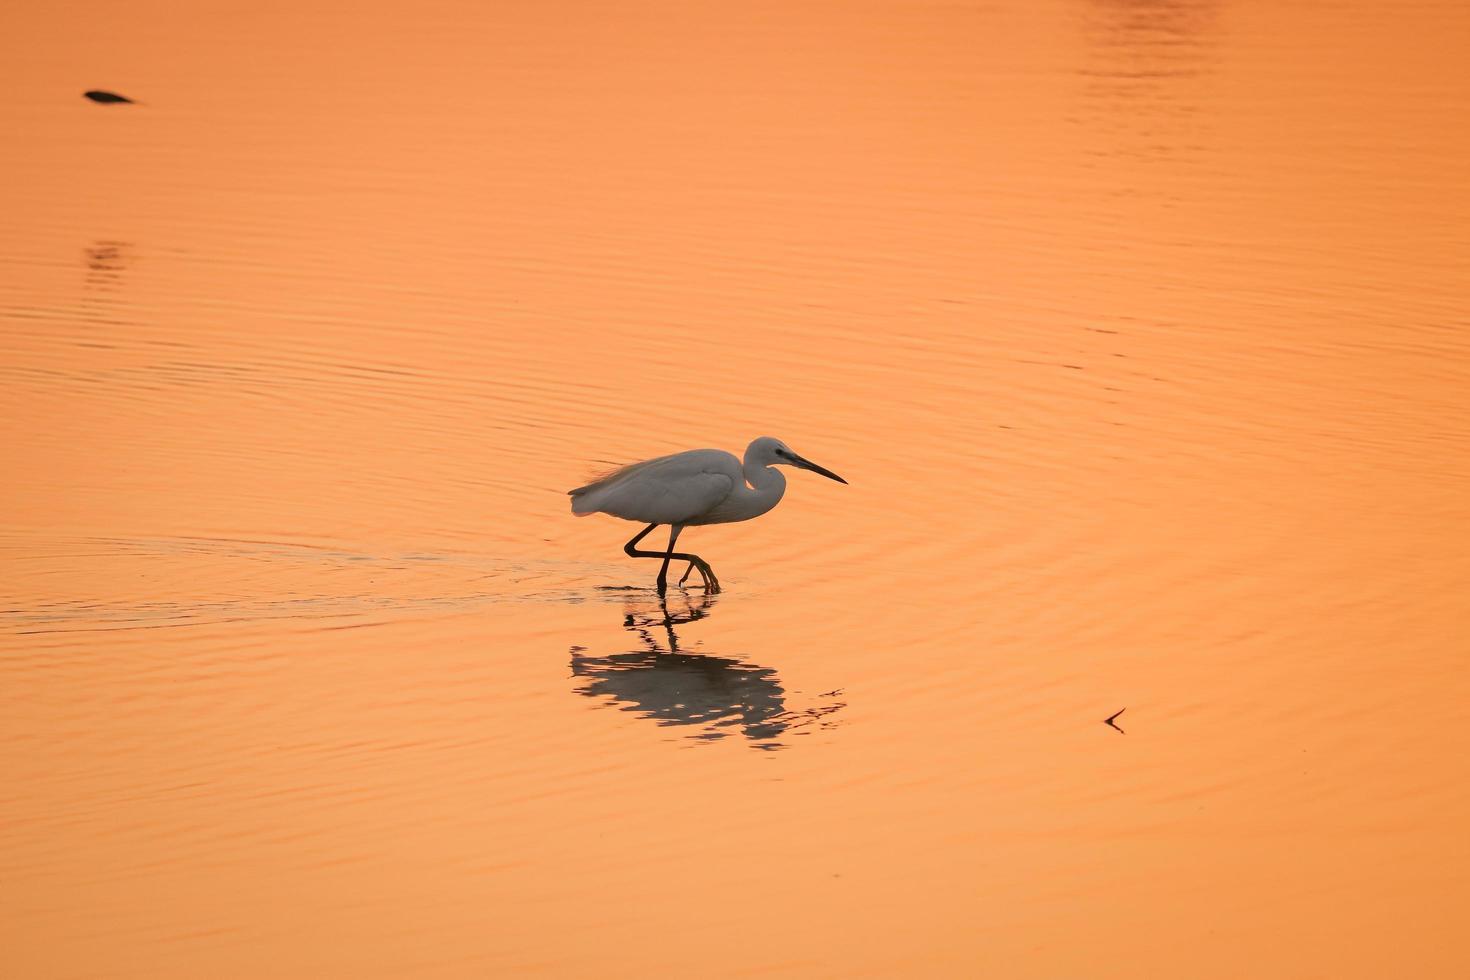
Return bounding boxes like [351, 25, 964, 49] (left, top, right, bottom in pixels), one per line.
[729, 457, 786, 521]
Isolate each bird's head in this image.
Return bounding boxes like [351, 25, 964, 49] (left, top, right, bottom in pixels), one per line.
[748, 436, 847, 484]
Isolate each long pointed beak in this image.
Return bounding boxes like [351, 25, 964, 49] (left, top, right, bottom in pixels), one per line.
[790, 453, 848, 485]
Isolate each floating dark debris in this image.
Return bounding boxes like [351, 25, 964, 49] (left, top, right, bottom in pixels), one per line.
[83, 90, 134, 105]
[1104, 707, 1127, 734]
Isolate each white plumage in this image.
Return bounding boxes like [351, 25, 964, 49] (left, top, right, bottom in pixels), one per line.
[570, 450, 739, 525]
[569, 436, 846, 595]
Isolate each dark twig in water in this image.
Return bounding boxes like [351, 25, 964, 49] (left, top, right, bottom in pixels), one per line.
[83, 90, 135, 104]
[1104, 707, 1127, 734]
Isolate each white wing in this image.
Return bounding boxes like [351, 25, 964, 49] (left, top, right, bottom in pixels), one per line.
[569, 449, 739, 524]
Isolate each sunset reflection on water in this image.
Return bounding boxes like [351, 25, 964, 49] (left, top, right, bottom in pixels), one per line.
[3, 1, 1469, 976]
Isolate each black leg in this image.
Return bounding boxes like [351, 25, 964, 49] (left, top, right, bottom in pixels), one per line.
[654, 525, 684, 597]
[623, 523, 659, 558]
[676, 556, 720, 593]
[621, 523, 721, 594]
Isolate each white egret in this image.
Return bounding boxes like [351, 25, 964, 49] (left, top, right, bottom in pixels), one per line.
[569, 436, 847, 595]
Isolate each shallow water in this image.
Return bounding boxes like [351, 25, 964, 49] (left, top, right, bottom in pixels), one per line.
[3, 1, 1469, 976]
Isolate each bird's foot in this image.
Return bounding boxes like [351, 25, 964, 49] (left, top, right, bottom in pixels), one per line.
[674, 560, 719, 594]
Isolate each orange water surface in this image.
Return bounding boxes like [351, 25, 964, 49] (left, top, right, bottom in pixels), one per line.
[3, 1, 1469, 977]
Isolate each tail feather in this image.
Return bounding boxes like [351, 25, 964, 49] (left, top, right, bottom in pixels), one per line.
[568, 484, 596, 516]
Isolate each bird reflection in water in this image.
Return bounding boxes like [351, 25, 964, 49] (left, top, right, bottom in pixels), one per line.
[569, 594, 844, 750]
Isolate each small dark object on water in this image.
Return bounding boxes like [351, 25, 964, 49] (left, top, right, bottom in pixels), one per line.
[83, 90, 134, 104]
[1104, 707, 1127, 734]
